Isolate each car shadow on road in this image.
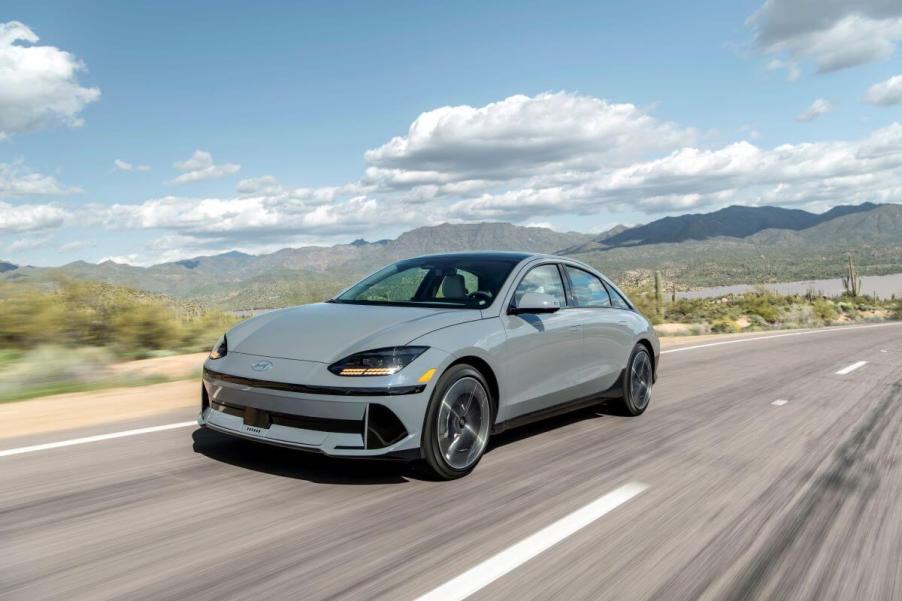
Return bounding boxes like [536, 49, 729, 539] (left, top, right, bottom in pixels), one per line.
[191, 428, 416, 485]
[486, 400, 626, 453]
[192, 400, 627, 484]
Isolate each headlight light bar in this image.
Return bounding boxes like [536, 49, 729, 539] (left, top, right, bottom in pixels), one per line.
[329, 346, 428, 376]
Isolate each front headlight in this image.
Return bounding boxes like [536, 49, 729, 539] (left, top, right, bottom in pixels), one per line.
[209, 334, 228, 360]
[328, 346, 428, 376]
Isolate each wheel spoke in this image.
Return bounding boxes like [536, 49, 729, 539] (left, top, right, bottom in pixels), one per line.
[630, 352, 652, 409]
[436, 376, 490, 470]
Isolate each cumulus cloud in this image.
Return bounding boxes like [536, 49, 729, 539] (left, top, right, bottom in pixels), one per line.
[364, 92, 695, 190]
[748, 0, 902, 75]
[0, 21, 100, 137]
[0, 200, 71, 232]
[797, 98, 834, 121]
[0, 162, 81, 197]
[170, 150, 240, 184]
[114, 159, 150, 172]
[449, 123, 902, 220]
[864, 74, 902, 105]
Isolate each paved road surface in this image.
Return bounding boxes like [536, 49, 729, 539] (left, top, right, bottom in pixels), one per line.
[2, 323, 901, 600]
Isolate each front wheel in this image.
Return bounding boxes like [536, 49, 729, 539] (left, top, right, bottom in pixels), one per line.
[617, 344, 654, 416]
[420, 365, 492, 480]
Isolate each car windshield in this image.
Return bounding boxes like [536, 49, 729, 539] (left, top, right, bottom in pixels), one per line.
[331, 256, 521, 309]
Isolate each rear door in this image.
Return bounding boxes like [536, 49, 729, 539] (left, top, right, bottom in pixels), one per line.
[497, 263, 585, 420]
[562, 265, 633, 393]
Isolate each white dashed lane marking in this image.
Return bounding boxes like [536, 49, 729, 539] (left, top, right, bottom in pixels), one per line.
[835, 361, 868, 376]
[414, 482, 649, 601]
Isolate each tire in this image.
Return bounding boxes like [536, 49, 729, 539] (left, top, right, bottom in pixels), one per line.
[420, 364, 493, 480]
[616, 344, 654, 416]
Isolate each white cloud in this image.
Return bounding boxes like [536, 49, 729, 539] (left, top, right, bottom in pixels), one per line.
[170, 150, 240, 184]
[57, 240, 96, 252]
[0, 21, 100, 137]
[98, 254, 140, 266]
[0, 200, 71, 232]
[7, 235, 52, 252]
[0, 162, 81, 197]
[364, 92, 695, 190]
[864, 74, 902, 105]
[114, 159, 150, 172]
[748, 1, 902, 75]
[448, 123, 902, 220]
[797, 98, 834, 122]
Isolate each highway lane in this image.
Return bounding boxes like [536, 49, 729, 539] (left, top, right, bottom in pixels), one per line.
[1, 323, 900, 600]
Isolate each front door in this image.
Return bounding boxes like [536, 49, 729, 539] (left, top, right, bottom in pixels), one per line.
[498, 263, 585, 420]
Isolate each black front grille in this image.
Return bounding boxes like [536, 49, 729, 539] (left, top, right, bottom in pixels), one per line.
[210, 400, 362, 434]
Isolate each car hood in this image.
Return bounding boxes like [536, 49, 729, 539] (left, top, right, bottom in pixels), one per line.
[227, 302, 480, 362]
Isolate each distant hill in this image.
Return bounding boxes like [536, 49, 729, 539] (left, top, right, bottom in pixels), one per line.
[3, 202, 900, 307]
[571, 203, 902, 288]
[600, 202, 880, 247]
[2, 222, 593, 304]
[0, 261, 17, 273]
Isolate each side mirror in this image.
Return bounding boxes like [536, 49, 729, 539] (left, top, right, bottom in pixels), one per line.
[510, 292, 561, 314]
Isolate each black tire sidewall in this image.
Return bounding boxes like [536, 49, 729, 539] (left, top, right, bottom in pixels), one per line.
[621, 345, 652, 416]
[421, 364, 492, 480]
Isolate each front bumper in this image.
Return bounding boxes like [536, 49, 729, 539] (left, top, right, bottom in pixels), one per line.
[197, 350, 444, 459]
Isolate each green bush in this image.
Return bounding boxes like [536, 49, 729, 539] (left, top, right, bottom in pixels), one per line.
[812, 298, 836, 322]
[0, 280, 238, 356]
[711, 319, 740, 333]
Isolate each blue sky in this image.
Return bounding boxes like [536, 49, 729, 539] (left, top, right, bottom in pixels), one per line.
[2, 0, 902, 266]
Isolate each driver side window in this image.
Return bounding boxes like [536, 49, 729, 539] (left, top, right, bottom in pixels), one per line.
[513, 265, 566, 306]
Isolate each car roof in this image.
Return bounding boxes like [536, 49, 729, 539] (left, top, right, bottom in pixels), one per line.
[409, 251, 540, 262]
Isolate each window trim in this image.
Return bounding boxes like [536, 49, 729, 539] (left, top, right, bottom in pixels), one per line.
[561, 264, 613, 309]
[507, 261, 569, 313]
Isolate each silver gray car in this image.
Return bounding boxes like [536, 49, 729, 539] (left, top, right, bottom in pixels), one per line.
[199, 252, 659, 479]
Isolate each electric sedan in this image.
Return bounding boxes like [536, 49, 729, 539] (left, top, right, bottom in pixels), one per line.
[199, 252, 659, 479]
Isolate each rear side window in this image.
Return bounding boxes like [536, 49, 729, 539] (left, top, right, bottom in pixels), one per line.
[606, 283, 632, 310]
[564, 266, 611, 308]
[513, 264, 566, 306]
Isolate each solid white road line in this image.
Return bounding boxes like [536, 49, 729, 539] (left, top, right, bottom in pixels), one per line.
[0, 421, 196, 458]
[414, 482, 649, 601]
[835, 361, 868, 376]
[771, 400, 789, 406]
[661, 322, 902, 355]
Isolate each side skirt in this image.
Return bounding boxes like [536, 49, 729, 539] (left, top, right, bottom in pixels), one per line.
[491, 369, 624, 435]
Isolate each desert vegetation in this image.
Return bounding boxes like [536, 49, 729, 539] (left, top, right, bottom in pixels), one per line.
[625, 283, 900, 335]
[0, 280, 238, 401]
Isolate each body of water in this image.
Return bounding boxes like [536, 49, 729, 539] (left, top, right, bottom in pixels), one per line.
[678, 272, 902, 300]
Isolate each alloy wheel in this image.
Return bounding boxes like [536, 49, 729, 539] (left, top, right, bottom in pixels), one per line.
[436, 376, 491, 470]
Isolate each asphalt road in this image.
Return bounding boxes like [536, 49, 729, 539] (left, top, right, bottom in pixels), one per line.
[2, 323, 901, 601]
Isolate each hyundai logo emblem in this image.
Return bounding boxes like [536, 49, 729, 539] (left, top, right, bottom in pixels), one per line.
[251, 360, 273, 372]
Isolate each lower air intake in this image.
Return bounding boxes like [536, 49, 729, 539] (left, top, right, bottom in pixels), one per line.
[366, 404, 408, 449]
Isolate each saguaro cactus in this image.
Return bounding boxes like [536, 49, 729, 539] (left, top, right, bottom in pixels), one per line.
[841, 254, 861, 297]
[654, 270, 665, 319]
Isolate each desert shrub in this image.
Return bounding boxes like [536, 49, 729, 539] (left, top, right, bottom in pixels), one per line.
[0, 345, 115, 398]
[711, 319, 740, 333]
[737, 292, 781, 323]
[812, 298, 836, 322]
[0, 280, 238, 356]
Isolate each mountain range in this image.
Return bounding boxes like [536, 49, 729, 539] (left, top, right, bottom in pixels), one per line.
[3, 202, 901, 308]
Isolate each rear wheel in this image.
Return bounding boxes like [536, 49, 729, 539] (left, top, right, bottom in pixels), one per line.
[617, 344, 653, 416]
[421, 365, 492, 480]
